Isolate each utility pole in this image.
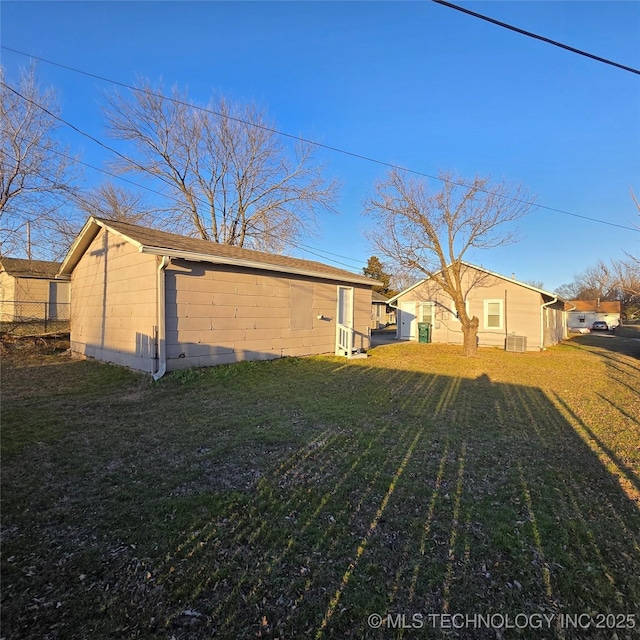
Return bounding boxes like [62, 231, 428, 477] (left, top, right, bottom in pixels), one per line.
[26, 221, 32, 260]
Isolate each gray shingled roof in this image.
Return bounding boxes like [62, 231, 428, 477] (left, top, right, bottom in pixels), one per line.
[0, 257, 61, 279]
[371, 291, 390, 303]
[60, 218, 378, 286]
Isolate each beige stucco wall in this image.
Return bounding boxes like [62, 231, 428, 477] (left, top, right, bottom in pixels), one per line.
[70, 228, 158, 372]
[13, 277, 48, 320]
[13, 277, 49, 304]
[0, 271, 16, 321]
[0, 272, 70, 321]
[165, 260, 372, 370]
[395, 269, 562, 351]
[69, 238, 373, 373]
[543, 304, 567, 346]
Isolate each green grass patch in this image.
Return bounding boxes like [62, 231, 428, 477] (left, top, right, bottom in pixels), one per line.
[2, 337, 639, 639]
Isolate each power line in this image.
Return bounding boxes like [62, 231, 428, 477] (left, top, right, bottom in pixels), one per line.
[0, 79, 178, 191]
[55, 153, 367, 269]
[1, 81, 373, 268]
[44, 147, 175, 203]
[2, 46, 639, 234]
[0, 49, 588, 204]
[432, 0, 640, 76]
[2, 142, 368, 271]
[2, 45, 426, 177]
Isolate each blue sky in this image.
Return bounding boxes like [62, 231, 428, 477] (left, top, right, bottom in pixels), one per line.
[1, 1, 639, 292]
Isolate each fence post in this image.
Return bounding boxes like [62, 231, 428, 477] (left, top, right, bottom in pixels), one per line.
[44, 301, 48, 332]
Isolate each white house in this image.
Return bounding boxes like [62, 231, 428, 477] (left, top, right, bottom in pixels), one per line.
[565, 300, 621, 331]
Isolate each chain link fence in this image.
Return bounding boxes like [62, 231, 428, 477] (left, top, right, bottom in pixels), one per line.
[0, 301, 70, 336]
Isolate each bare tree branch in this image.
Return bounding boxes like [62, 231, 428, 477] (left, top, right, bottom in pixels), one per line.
[364, 169, 535, 355]
[75, 181, 174, 227]
[611, 259, 640, 298]
[0, 64, 80, 258]
[103, 81, 339, 251]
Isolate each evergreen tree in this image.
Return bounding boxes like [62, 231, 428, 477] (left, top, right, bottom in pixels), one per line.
[363, 256, 393, 295]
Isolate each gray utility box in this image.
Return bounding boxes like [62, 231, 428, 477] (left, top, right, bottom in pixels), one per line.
[505, 335, 527, 352]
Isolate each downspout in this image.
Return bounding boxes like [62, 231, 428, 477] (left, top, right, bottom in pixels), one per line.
[153, 256, 170, 380]
[504, 289, 508, 338]
[565, 302, 576, 337]
[540, 294, 558, 350]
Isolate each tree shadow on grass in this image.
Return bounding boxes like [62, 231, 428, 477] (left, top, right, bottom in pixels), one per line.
[2, 359, 639, 640]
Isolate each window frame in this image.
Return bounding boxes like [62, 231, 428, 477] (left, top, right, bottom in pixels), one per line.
[337, 285, 354, 328]
[419, 301, 435, 324]
[483, 299, 504, 331]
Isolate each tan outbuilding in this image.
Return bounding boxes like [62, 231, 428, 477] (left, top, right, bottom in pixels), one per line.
[0, 257, 70, 322]
[388, 263, 567, 351]
[58, 218, 377, 377]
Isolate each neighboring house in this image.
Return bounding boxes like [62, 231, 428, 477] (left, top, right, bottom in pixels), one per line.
[371, 291, 396, 329]
[388, 262, 567, 351]
[565, 300, 621, 331]
[0, 257, 70, 322]
[58, 217, 378, 377]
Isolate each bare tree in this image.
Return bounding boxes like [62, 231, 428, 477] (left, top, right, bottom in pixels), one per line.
[0, 65, 79, 258]
[555, 281, 583, 300]
[556, 256, 640, 321]
[611, 259, 640, 297]
[75, 181, 173, 228]
[104, 81, 338, 252]
[365, 169, 535, 356]
[580, 261, 617, 300]
[615, 189, 640, 313]
[557, 260, 618, 301]
[389, 266, 422, 295]
[557, 190, 640, 318]
[625, 187, 640, 267]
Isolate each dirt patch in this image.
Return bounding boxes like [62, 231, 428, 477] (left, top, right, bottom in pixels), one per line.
[1, 335, 71, 365]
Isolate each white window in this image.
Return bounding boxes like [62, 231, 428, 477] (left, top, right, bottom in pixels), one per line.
[484, 299, 504, 330]
[419, 302, 435, 324]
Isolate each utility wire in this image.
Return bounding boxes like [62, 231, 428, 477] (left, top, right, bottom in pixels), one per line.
[2, 143, 368, 271]
[2, 77, 368, 268]
[2, 46, 639, 234]
[432, 0, 640, 76]
[0, 80, 180, 193]
[1, 45, 426, 177]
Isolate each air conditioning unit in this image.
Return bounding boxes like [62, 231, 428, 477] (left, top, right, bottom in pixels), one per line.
[506, 335, 527, 353]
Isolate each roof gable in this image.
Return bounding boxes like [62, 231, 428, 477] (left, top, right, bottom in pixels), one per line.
[388, 261, 563, 303]
[371, 291, 390, 303]
[0, 257, 61, 279]
[59, 217, 378, 286]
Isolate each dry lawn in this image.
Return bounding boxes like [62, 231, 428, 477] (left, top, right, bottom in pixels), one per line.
[1, 333, 639, 639]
